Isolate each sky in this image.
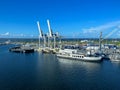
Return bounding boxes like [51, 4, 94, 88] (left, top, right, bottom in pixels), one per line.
[0, 0, 120, 38]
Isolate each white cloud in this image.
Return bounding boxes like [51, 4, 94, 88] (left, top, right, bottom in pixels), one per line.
[104, 28, 118, 38]
[11, 33, 26, 37]
[118, 25, 120, 28]
[1, 32, 10, 36]
[0, 32, 37, 38]
[30, 35, 34, 37]
[20, 34, 25, 37]
[116, 30, 120, 36]
[83, 27, 97, 34]
[81, 21, 120, 38]
[82, 21, 120, 34]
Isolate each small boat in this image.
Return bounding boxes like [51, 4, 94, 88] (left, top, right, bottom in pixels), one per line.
[56, 49, 102, 62]
[109, 53, 120, 62]
[41, 49, 53, 54]
[41, 47, 57, 54]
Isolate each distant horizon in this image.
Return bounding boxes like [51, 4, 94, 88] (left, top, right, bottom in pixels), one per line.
[1, 37, 120, 40]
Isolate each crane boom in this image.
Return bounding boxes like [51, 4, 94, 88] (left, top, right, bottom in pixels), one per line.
[47, 19, 53, 37]
[37, 21, 43, 38]
[102, 28, 118, 41]
[104, 29, 118, 39]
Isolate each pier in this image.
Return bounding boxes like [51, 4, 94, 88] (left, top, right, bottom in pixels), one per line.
[9, 46, 34, 53]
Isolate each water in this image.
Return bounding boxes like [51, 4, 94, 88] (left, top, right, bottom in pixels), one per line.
[0, 45, 120, 90]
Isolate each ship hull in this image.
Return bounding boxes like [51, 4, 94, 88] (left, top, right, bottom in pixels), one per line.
[57, 54, 102, 62]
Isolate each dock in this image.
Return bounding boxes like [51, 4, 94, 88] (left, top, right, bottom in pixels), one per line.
[9, 46, 34, 53]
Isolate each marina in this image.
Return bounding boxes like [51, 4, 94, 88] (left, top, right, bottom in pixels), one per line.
[5, 29, 120, 62]
[5, 19, 119, 62]
[1, 38, 119, 63]
[2, 36, 120, 62]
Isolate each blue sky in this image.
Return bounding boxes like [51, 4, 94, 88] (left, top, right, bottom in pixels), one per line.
[0, 0, 120, 38]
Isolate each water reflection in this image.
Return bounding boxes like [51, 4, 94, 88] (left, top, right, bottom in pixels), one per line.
[36, 53, 59, 87]
[1, 43, 120, 89]
[57, 58, 102, 73]
[111, 61, 120, 68]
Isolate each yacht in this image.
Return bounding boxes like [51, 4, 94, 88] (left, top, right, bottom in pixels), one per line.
[109, 53, 120, 61]
[56, 49, 102, 62]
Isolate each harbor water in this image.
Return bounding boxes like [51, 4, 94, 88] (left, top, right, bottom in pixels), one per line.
[0, 45, 120, 90]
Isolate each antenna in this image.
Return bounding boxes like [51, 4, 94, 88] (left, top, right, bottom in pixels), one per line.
[47, 19, 53, 37]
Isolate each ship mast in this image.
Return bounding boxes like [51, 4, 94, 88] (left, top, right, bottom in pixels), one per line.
[99, 32, 102, 51]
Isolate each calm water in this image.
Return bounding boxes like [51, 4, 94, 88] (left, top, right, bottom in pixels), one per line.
[0, 45, 120, 90]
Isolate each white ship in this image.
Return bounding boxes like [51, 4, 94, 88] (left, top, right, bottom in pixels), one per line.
[109, 53, 120, 62]
[56, 49, 102, 62]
